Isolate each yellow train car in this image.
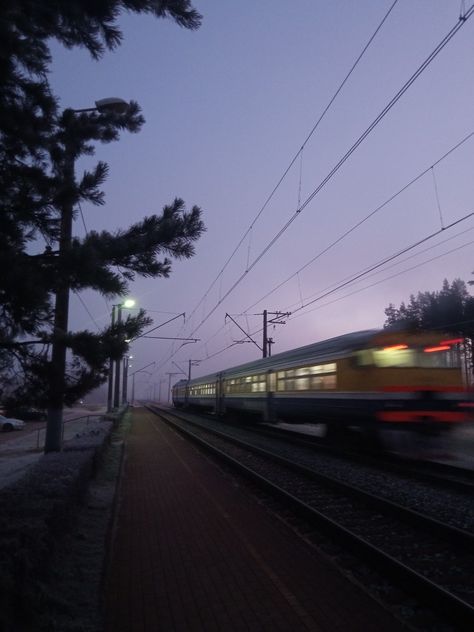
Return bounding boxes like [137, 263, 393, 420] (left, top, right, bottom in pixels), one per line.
[172, 329, 472, 435]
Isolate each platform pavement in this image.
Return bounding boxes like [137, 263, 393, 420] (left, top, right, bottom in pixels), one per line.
[104, 408, 405, 632]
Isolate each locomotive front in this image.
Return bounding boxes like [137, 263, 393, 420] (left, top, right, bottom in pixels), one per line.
[352, 330, 472, 433]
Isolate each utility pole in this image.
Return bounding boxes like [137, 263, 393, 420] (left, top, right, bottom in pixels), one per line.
[188, 359, 201, 380]
[225, 313, 262, 353]
[261, 310, 291, 358]
[45, 130, 74, 453]
[262, 310, 268, 358]
[122, 355, 130, 404]
[267, 337, 274, 357]
[107, 305, 116, 412]
[45, 98, 131, 452]
[113, 304, 123, 408]
[225, 311, 290, 358]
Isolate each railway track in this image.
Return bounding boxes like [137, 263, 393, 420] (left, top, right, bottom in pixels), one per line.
[242, 421, 474, 495]
[147, 405, 474, 630]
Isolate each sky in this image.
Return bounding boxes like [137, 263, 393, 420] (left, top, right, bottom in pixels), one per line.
[48, 0, 474, 400]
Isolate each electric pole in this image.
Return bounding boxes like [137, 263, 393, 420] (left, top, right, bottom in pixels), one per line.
[261, 310, 291, 358]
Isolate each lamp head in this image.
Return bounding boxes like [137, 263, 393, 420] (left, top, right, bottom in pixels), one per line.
[95, 97, 130, 115]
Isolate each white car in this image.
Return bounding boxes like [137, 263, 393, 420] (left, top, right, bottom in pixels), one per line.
[0, 415, 25, 432]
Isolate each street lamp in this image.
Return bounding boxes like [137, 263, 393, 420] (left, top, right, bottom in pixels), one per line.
[75, 98, 130, 115]
[45, 97, 132, 453]
[106, 300, 135, 412]
[112, 298, 135, 410]
[122, 354, 132, 405]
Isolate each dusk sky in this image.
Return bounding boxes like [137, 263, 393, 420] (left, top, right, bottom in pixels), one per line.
[49, 1, 474, 399]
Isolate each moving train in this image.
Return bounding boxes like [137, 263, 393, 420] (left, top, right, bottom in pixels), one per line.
[172, 329, 472, 438]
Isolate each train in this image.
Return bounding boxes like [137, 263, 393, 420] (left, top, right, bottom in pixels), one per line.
[172, 328, 472, 439]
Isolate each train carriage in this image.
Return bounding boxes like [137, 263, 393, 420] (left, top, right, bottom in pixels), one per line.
[172, 329, 472, 436]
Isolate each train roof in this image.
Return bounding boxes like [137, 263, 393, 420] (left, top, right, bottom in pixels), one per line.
[178, 329, 382, 387]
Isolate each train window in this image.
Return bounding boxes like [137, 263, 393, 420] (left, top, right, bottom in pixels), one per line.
[295, 367, 311, 377]
[277, 368, 337, 391]
[419, 347, 461, 368]
[282, 363, 337, 379]
[268, 372, 276, 391]
[355, 350, 373, 366]
[225, 374, 266, 394]
[308, 363, 336, 374]
[373, 347, 415, 367]
[356, 345, 461, 368]
[189, 382, 215, 396]
[321, 374, 337, 388]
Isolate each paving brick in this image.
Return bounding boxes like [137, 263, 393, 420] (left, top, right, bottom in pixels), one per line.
[104, 408, 405, 631]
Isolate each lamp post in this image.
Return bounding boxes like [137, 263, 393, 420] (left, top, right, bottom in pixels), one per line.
[113, 298, 135, 409]
[45, 97, 132, 453]
[107, 299, 135, 413]
[122, 354, 132, 405]
[106, 305, 117, 413]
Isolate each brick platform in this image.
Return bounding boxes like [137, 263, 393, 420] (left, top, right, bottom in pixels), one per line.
[104, 408, 405, 631]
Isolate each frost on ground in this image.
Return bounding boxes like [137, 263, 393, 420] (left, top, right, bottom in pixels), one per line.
[37, 438, 124, 632]
[0, 413, 129, 632]
[0, 452, 43, 489]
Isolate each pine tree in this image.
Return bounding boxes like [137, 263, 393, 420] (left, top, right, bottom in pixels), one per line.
[384, 278, 474, 336]
[383, 279, 474, 379]
[0, 1, 204, 409]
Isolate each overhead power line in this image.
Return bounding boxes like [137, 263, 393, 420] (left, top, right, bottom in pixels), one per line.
[185, 6, 474, 338]
[242, 6, 474, 272]
[289, 238, 474, 322]
[181, 215, 474, 370]
[245, 130, 474, 312]
[285, 224, 474, 314]
[181, 0, 400, 331]
[291, 209, 474, 314]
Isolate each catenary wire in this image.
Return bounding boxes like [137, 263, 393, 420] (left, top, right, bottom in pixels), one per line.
[198, 237, 474, 364]
[244, 130, 474, 312]
[291, 210, 474, 313]
[289, 238, 474, 321]
[284, 224, 474, 313]
[158, 6, 474, 373]
[162, 215, 474, 372]
[180, 0, 400, 328]
[183, 7, 474, 340]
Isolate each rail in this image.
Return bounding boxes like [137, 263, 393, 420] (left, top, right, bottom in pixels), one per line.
[147, 405, 474, 630]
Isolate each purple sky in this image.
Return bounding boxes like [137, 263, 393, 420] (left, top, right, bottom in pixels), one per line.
[49, 1, 474, 399]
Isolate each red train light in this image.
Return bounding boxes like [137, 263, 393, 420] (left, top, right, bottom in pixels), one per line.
[382, 344, 408, 351]
[424, 345, 450, 353]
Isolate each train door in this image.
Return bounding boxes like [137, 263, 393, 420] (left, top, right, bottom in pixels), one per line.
[264, 370, 276, 422]
[184, 381, 189, 407]
[215, 373, 225, 416]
